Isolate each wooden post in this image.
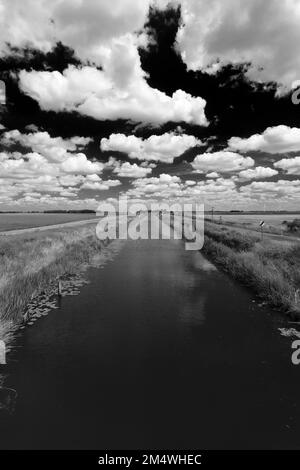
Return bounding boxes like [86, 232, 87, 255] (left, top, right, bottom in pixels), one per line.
[259, 221, 265, 241]
[0, 340, 6, 364]
[57, 280, 62, 297]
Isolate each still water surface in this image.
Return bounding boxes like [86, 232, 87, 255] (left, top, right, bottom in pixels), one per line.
[0, 238, 299, 449]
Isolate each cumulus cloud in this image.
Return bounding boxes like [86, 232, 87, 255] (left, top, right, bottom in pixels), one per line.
[59, 174, 85, 187]
[274, 156, 300, 175]
[112, 161, 152, 178]
[129, 173, 182, 197]
[228, 126, 300, 154]
[2, 129, 92, 162]
[60, 153, 103, 174]
[119, 172, 300, 210]
[240, 179, 300, 198]
[0, 151, 56, 179]
[0, 151, 104, 187]
[191, 151, 254, 174]
[80, 178, 121, 190]
[124, 173, 228, 202]
[19, 36, 208, 126]
[3, 0, 300, 91]
[101, 132, 202, 163]
[3, 2, 206, 128]
[125, 173, 244, 207]
[238, 166, 278, 181]
[176, 0, 300, 89]
[206, 172, 220, 179]
[0, 0, 154, 61]
[0, 131, 122, 208]
[19, 69, 208, 126]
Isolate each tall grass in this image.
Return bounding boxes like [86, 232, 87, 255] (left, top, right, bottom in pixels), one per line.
[203, 222, 300, 318]
[0, 223, 103, 342]
[204, 223, 259, 251]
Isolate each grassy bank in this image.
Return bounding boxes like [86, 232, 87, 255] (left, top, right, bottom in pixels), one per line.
[0, 222, 103, 344]
[206, 217, 300, 239]
[203, 222, 300, 318]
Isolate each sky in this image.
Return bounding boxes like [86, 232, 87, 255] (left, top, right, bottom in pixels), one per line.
[1, 0, 300, 211]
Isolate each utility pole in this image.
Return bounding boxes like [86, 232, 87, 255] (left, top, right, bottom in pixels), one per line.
[211, 206, 214, 222]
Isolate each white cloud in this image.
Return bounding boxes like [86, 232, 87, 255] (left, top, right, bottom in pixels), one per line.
[85, 174, 101, 182]
[5, 3, 210, 127]
[19, 35, 208, 126]
[2, 0, 300, 91]
[191, 151, 254, 173]
[228, 126, 300, 154]
[238, 166, 278, 181]
[59, 174, 84, 187]
[240, 179, 300, 197]
[176, 0, 300, 89]
[112, 161, 152, 178]
[2, 129, 91, 162]
[12, 195, 101, 210]
[0, 130, 103, 178]
[140, 162, 157, 169]
[125, 173, 244, 206]
[274, 156, 300, 175]
[126, 173, 183, 199]
[0, 151, 56, 179]
[0, 0, 154, 61]
[68, 136, 93, 148]
[0, 132, 122, 209]
[80, 178, 121, 190]
[132, 173, 181, 189]
[101, 134, 142, 155]
[101, 132, 202, 163]
[61, 153, 103, 174]
[118, 173, 300, 210]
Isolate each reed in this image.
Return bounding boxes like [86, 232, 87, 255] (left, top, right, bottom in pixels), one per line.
[0, 223, 102, 341]
[203, 222, 300, 317]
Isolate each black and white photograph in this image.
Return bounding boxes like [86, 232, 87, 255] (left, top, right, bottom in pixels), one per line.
[0, 0, 300, 460]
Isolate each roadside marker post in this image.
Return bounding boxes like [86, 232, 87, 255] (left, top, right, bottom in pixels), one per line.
[259, 220, 265, 240]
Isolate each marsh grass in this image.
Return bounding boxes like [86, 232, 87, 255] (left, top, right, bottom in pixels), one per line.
[204, 222, 300, 317]
[0, 223, 102, 341]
